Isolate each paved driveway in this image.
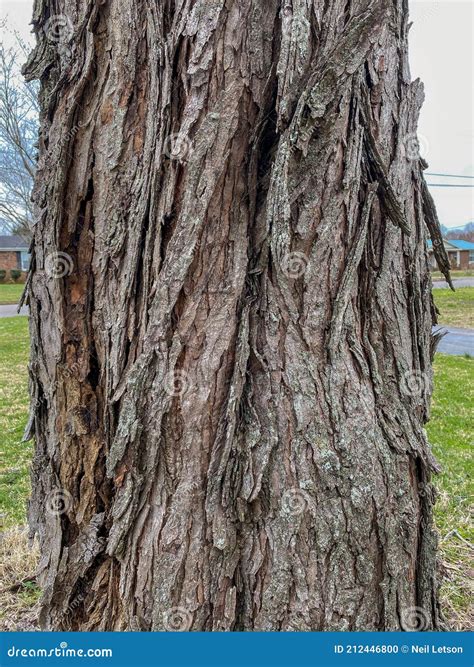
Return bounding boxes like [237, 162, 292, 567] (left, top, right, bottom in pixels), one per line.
[433, 278, 474, 289]
[434, 326, 474, 356]
[0, 304, 28, 318]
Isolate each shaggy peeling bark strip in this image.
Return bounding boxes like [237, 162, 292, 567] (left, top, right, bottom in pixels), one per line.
[23, 0, 447, 630]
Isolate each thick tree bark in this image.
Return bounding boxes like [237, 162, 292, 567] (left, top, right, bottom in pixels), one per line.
[23, 0, 450, 631]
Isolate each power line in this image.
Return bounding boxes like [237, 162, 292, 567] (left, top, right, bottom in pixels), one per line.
[425, 172, 474, 179]
[426, 183, 474, 188]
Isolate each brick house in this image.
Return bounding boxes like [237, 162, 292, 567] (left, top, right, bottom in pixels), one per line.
[0, 235, 30, 276]
[427, 239, 474, 270]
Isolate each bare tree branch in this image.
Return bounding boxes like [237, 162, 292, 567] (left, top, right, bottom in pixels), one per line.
[0, 25, 38, 241]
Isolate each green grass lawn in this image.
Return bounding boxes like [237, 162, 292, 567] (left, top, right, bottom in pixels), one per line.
[0, 284, 25, 305]
[426, 354, 473, 628]
[0, 316, 472, 628]
[433, 287, 474, 328]
[0, 317, 31, 528]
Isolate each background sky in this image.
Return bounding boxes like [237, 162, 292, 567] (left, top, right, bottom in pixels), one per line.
[409, 0, 473, 228]
[1, 0, 473, 229]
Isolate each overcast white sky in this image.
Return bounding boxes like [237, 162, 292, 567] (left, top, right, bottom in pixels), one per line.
[1, 0, 473, 228]
[409, 0, 473, 227]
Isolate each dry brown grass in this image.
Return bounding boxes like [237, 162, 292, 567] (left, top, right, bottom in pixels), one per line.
[439, 529, 474, 631]
[0, 526, 40, 631]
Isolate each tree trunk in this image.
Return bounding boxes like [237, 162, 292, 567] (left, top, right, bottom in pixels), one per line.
[23, 0, 450, 631]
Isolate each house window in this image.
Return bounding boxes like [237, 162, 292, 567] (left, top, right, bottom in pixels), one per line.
[20, 251, 30, 271]
[469, 250, 474, 264]
[448, 251, 458, 268]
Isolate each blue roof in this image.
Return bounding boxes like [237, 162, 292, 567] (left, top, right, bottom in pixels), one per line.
[426, 239, 474, 250]
[426, 239, 456, 249]
[448, 239, 474, 250]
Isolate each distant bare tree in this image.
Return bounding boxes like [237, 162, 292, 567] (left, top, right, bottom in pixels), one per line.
[0, 29, 39, 240]
[445, 223, 474, 243]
